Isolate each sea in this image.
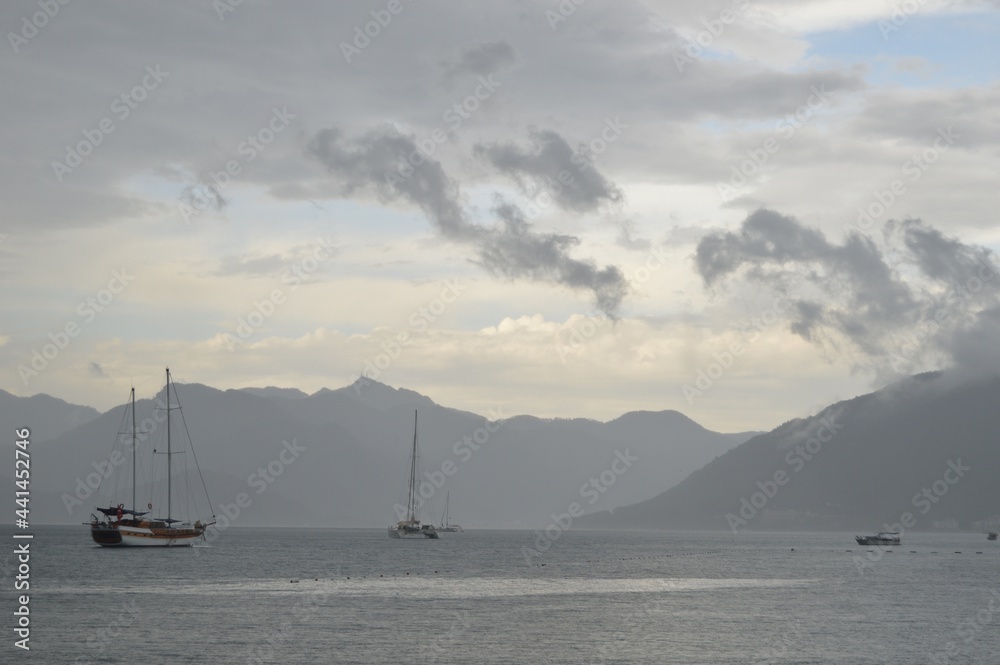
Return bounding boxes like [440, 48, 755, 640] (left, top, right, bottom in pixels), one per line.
[5, 526, 1000, 664]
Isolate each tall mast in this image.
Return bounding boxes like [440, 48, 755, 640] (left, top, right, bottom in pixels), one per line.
[166, 367, 172, 523]
[131, 387, 136, 514]
[408, 410, 418, 522]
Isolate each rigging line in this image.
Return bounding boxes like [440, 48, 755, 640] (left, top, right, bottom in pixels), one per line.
[174, 386, 215, 518]
[97, 393, 132, 495]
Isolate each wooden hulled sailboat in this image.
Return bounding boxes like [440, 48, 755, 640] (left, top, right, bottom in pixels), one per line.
[388, 411, 438, 539]
[89, 368, 215, 547]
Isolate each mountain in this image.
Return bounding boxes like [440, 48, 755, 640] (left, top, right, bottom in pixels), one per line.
[0, 389, 99, 442]
[12, 378, 755, 528]
[580, 372, 1000, 532]
[240, 386, 310, 400]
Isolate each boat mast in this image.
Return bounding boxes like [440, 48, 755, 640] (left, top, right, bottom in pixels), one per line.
[131, 387, 136, 514]
[166, 367, 171, 523]
[408, 410, 418, 522]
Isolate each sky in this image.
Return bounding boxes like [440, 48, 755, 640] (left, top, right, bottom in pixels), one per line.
[2, 0, 999, 432]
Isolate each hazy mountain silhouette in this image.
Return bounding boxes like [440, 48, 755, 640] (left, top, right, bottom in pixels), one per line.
[11, 378, 755, 528]
[1, 389, 99, 442]
[581, 372, 1000, 532]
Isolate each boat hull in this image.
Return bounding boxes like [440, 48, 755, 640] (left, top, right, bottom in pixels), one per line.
[90, 525, 123, 546]
[388, 525, 439, 539]
[855, 536, 900, 546]
[91, 524, 205, 547]
[118, 526, 204, 547]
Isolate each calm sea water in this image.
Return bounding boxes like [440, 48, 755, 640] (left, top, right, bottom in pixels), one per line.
[4, 526, 999, 664]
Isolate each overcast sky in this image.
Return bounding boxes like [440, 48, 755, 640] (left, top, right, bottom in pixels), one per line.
[3, 0, 999, 431]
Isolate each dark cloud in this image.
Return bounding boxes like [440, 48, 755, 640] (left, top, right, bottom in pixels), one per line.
[442, 41, 517, 83]
[308, 126, 473, 240]
[474, 129, 624, 213]
[696, 209, 1000, 377]
[307, 125, 629, 314]
[482, 200, 628, 315]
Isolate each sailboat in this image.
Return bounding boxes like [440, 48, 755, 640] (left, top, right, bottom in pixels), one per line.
[388, 411, 438, 539]
[438, 491, 463, 532]
[88, 368, 215, 547]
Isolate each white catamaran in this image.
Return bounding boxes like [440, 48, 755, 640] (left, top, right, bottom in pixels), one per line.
[388, 411, 438, 539]
[89, 368, 215, 547]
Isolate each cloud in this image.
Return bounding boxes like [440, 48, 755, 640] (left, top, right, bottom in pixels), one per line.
[482, 199, 628, 315]
[474, 129, 624, 212]
[442, 41, 517, 84]
[695, 209, 1000, 378]
[307, 125, 629, 314]
[180, 182, 227, 216]
[212, 240, 340, 278]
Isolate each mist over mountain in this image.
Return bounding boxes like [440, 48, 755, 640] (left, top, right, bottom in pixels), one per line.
[13, 378, 755, 529]
[581, 372, 1000, 533]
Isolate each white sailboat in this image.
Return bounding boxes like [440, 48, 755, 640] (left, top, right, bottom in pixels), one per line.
[89, 368, 215, 547]
[388, 411, 438, 539]
[438, 491, 463, 532]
